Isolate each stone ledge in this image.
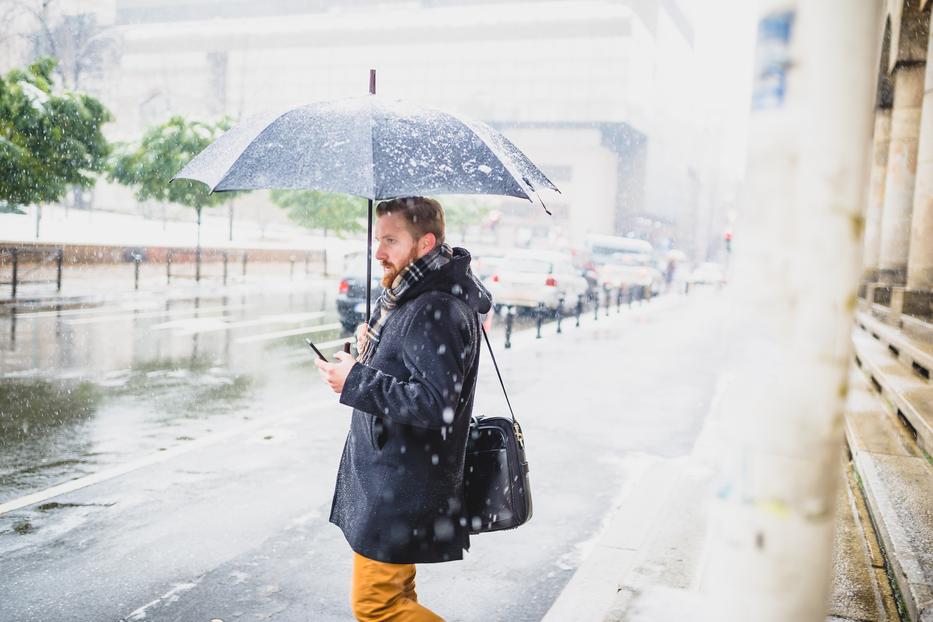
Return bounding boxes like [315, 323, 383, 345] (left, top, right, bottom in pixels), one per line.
[853, 323, 933, 456]
[845, 368, 933, 622]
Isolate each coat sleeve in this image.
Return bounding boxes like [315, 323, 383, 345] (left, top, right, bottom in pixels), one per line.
[339, 295, 471, 430]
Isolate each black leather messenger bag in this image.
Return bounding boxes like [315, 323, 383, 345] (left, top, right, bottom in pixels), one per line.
[463, 325, 533, 534]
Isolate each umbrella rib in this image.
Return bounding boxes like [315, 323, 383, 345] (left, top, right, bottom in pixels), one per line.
[211, 107, 297, 193]
[497, 131, 561, 193]
[448, 114, 538, 207]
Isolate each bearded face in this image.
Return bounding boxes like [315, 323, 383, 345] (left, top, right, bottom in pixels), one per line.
[380, 244, 420, 288]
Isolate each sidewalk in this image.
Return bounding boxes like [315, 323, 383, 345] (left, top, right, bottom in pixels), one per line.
[541, 363, 900, 621]
[0, 204, 364, 258]
[0, 204, 367, 307]
[0, 288, 727, 622]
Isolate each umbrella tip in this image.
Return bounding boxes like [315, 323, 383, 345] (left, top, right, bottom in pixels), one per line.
[523, 175, 552, 216]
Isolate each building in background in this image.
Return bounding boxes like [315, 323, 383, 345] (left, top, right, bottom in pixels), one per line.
[4, 0, 745, 261]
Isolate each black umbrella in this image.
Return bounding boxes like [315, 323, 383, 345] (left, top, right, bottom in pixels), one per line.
[174, 73, 558, 321]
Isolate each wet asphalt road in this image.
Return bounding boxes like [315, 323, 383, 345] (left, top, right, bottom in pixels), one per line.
[0, 280, 729, 622]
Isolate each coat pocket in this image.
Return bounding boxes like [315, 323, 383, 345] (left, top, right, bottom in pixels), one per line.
[369, 414, 387, 450]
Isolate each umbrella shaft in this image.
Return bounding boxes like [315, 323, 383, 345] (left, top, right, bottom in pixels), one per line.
[366, 198, 374, 323]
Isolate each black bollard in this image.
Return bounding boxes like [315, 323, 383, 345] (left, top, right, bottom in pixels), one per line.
[134, 256, 141, 290]
[616, 287, 623, 313]
[55, 249, 63, 292]
[166, 251, 172, 284]
[576, 294, 583, 327]
[11, 248, 18, 299]
[604, 284, 611, 317]
[593, 290, 599, 321]
[222, 251, 229, 286]
[556, 297, 564, 334]
[505, 305, 514, 349]
[536, 302, 544, 339]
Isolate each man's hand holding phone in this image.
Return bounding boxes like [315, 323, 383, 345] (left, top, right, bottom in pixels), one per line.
[309, 337, 356, 394]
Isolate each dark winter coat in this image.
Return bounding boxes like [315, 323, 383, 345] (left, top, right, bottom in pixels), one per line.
[329, 247, 492, 564]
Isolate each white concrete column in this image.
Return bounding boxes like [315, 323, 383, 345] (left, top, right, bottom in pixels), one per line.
[704, 1, 881, 620]
[879, 63, 925, 283]
[907, 14, 933, 291]
[863, 109, 892, 280]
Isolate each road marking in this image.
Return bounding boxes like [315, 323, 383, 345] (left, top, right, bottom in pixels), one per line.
[152, 311, 327, 334]
[126, 580, 201, 622]
[15, 301, 162, 319]
[0, 401, 330, 517]
[234, 322, 343, 344]
[16, 298, 250, 320]
[64, 303, 251, 325]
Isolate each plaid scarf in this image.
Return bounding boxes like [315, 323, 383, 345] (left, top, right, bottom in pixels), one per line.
[360, 243, 453, 363]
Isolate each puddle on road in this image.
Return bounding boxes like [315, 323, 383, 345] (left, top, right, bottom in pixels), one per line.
[0, 287, 343, 505]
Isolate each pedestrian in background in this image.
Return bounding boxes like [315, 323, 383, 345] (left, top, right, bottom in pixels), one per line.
[315, 196, 492, 621]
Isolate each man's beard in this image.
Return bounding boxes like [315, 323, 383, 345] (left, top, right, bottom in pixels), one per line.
[381, 246, 420, 289]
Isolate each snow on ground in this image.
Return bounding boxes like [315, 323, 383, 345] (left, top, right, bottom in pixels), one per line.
[0, 204, 364, 261]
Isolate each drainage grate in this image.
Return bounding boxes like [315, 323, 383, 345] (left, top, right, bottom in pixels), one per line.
[888, 344, 900, 357]
[870, 375, 882, 393]
[912, 361, 929, 381]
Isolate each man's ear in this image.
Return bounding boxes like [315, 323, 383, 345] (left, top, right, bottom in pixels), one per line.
[419, 233, 437, 256]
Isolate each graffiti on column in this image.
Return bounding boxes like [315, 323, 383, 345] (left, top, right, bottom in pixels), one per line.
[752, 11, 796, 111]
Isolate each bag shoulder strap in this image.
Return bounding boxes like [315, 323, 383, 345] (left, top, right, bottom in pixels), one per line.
[481, 323, 516, 422]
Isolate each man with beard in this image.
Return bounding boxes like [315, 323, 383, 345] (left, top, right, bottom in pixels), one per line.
[315, 196, 492, 621]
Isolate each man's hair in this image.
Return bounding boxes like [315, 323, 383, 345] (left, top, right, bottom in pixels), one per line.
[375, 196, 445, 245]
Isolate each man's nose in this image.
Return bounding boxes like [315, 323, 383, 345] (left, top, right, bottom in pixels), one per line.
[375, 244, 387, 261]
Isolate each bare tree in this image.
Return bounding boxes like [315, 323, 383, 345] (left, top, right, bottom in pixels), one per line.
[1, 0, 120, 211]
[8, 0, 122, 88]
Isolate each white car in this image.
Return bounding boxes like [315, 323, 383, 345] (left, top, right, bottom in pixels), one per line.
[596, 252, 664, 296]
[484, 250, 590, 311]
[687, 262, 727, 287]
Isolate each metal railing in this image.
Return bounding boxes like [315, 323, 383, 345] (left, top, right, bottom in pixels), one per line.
[498, 284, 653, 349]
[1, 245, 327, 302]
[0, 247, 64, 299]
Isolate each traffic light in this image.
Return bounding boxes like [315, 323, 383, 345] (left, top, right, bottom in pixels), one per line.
[724, 230, 733, 253]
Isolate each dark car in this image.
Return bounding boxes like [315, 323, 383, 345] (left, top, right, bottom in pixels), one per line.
[336, 267, 382, 333]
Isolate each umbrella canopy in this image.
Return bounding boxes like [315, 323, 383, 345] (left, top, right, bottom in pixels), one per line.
[174, 95, 558, 204]
[174, 94, 559, 326]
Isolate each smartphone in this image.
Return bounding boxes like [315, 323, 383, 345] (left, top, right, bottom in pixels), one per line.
[305, 337, 328, 362]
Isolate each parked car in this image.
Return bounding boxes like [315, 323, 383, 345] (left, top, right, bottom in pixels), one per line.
[483, 249, 590, 312]
[687, 262, 727, 288]
[596, 252, 664, 297]
[471, 251, 506, 280]
[336, 254, 382, 333]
